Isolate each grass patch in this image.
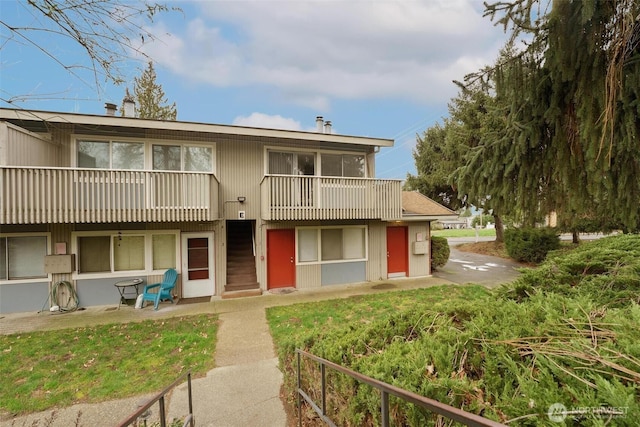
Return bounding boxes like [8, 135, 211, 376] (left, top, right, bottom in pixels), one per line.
[0, 314, 217, 416]
[432, 228, 496, 238]
[267, 285, 489, 354]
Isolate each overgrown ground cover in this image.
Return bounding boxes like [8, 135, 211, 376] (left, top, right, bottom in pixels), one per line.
[0, 314, 217, 417]
[268, 234, 640, 426]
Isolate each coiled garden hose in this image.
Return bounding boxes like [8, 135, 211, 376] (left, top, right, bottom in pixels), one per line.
[51, 280, 79, 313]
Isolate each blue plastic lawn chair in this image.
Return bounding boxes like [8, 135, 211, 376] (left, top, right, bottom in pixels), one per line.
[142, 268, 178, 310]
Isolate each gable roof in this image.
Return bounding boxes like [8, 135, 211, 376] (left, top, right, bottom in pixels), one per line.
[402, 191, 457, 221]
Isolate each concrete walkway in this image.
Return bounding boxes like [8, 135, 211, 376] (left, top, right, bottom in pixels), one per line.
[2, 277, 457, 426]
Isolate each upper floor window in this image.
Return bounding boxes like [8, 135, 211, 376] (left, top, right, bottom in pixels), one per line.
[267, 149, 366, 178]
[268, 151, 315, 175]
[153, 144, 213, 172]
[78, 140, 144, 169]
[0, 235, 48, 280]
[76, 139, 214, 173]
[321, 153, 365, 178]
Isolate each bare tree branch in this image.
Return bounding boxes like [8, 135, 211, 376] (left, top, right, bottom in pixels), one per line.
[1, 0, 181, 104]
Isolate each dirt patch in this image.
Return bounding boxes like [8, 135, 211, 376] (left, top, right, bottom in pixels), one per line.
[269, 287, 297, 295]
[177, 296, 211, 305]
[371, 283, 396, 290]
[456, 241, 510, 259]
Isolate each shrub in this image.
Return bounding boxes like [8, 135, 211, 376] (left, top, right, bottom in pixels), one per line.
[471, 214, 493, 228]
[430, 236, 449, 270]
[504, 227, 560, 263]
[500, 234, 640, 307]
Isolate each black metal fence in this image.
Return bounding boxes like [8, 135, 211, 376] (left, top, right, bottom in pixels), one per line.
[116, 371, 194, 427]
[296, 349, 506, 427]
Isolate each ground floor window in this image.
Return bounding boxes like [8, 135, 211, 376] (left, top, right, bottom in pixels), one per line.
[0, 235, 48, 280]
[296, 226, 367, 264]
[74, 231, 178, 276]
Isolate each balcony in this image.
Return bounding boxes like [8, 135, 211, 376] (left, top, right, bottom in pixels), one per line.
[261, 175, 402, 221]
[0, 167, 219, 224]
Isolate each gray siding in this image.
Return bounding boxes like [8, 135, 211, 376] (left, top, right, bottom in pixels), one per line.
[0, 281, 49, 313]
[76, 277, 141, 307]
[321, 262, 366, 285]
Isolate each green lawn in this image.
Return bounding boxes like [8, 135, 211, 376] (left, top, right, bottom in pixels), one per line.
[0, 314, 218, 415]
[432, 228, 496, 238]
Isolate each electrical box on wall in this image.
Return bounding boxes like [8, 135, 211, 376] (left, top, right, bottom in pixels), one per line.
[44, 254, 75, 274]
[238, 210, 246, 219]
[412, 241, 428, 255]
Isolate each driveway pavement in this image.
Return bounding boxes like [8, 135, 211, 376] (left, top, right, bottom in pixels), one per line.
[433, 241, 525, 288]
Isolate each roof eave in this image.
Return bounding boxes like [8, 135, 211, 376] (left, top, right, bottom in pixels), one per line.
[0, 108, 394, 147]
[401, 214, 459, 222]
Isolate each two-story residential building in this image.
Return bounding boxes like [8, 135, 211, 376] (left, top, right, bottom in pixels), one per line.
[0, 108, 456, 314]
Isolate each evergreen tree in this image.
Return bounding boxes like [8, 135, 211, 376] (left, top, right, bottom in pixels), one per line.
[478, 0, 640, 232]
[404, 123, 465, 211]
[127, 61, 177, 120]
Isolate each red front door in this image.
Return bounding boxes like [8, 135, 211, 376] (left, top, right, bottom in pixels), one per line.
[387, 226, 408, 277]
[267, 229, 296, 289]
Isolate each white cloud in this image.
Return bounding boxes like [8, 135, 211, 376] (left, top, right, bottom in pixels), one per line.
[232, 112, 304, 130]
[141, 0, 508, 109]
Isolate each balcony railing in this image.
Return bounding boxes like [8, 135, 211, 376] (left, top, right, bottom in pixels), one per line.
[261, 175, 402, 221]
[0, 167, 219, 224]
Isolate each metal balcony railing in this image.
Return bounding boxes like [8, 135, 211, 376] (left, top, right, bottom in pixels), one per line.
[296, 349, 507, 427]
[261, 175, 402, 221]
[0, 167, 219, 224]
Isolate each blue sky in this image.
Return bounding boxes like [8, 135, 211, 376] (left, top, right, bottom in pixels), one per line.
[1, 0, 509, 180]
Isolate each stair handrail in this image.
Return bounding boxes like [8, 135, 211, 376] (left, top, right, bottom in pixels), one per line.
[116, 371, 194, 427]
[296, 349, 506, 427]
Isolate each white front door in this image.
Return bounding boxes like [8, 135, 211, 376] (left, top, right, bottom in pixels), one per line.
[181, 232, 215, 298]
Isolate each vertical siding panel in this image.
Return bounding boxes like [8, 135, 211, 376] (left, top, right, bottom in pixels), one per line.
[5, 125, 61, 166]
[218, 138, 263, 221]
[367, 221, 387, 281]
[408, 222, 430, 277]
[48, 223, 74, 296]
[296, 265, 321, 289]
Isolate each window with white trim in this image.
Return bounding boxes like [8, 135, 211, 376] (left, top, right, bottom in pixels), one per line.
[266, 148, 367, 178]
[78, 140, 144, 169]
[296, 226, 367, 264]
[268, 151, 315, 175]
[321, 153, 365, 177]
[76, 137, 215, 174]
[0, 235, 48, 280]
[75, 231, 177, 275]
[153, 144, 213, 172]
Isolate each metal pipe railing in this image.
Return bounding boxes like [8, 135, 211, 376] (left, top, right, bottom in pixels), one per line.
[296, 349, 507, 427]
[116, 371, 194, 427]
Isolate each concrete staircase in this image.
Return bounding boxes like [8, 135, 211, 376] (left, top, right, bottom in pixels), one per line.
[223, 221, 261, 298]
